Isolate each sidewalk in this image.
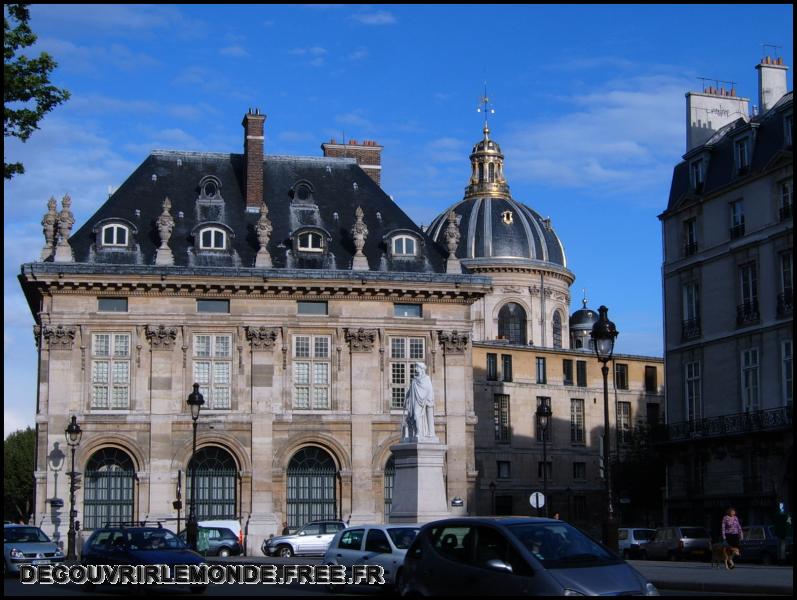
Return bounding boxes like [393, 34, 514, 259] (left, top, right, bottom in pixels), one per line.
[629, 560, 793, 595]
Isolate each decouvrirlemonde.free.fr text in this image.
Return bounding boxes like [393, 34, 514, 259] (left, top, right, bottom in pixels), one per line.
[20, 563, 385, 586]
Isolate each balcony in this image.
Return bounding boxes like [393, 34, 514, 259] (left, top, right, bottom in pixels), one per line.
[683, 242, 699, 257]
[681, 318, 702, 340]
[780, 203, 792, 221]
[730, 223, 745, 239]
[777, 291, 793, 318]
[736, 300, 759, 326]
[660, 406, 792, 444]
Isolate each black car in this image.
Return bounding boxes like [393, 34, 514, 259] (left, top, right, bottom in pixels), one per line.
[177, 526, 242, 557]
[81, 524, 206, 593]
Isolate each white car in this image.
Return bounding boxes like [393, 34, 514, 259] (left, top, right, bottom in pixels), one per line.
[263, 520, 346, 557]
[323, 523, 421, 589]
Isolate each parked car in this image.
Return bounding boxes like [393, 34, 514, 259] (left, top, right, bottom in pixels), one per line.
[399, 517, 659, 596]
[323, 523, 420, 590]
[618, 528, 656, 560]
[262, 520, 346, 557]
[644, 526, 711, 561]
[178, 525, 242, 557]
[4, 524, 65, 575]
[81, 524, 206, 593]
[739, 525, 790, 565]
[198, 520, 242, 547]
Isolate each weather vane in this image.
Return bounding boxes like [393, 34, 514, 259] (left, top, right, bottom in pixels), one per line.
[477, 82, 495, 127]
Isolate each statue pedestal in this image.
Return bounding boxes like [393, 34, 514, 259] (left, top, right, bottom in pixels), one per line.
[388, 439, 450, 524]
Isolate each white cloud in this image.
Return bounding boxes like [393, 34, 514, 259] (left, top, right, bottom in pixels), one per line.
[351, 10, 396, 25]
[347, 47, 369, 61]
[35, 38, 160, 73]
[220, 45, 250, 58]
[4, 408, 33, 439]
[289, 47, 327, 56]
[426, 137, 468, 163]
[335, 110, 374, 130]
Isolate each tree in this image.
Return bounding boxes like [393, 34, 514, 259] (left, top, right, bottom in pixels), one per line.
[4, 427, 36, 523]
[4, 4, 70, 179]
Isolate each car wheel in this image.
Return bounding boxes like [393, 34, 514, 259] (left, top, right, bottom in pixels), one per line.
[218, 547, 231, 558]
[278, 545, 293, 558]
[760, 552, 773, 566]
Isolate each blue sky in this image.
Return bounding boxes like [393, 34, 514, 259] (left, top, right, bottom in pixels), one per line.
[4, 4, 793, 436]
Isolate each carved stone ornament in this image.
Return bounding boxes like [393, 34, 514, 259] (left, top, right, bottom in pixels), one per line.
[53, 194, 75, 262]
[255, 203, 273, 268]
[42, 325, 77, 350]
[245, 326, 279, 351]
[345, 328, 378, 352]
[33, 324, 42, 349]
[437, 330, 469, 354]
[444, 209, 461, 259]
[155, 197, 175, 266]
[351, 207, 369, 256]
[145, 325, 178, 350]
[41, 197, 58, 260]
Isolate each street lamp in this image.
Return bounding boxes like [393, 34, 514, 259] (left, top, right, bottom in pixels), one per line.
[186, 383, 204, 551]
[64, 415, 82, 560]
[591, 305, 619, 551]
[536, 401, 552, 517]
[489, 481, 496, 515]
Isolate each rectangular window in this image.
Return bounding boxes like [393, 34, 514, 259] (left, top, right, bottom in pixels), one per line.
[576, 360, 587, 387]
[645, 366, 658, 393]
[786, 114, 793, 147]
[494, 394, 510, 443]
[293, 334, 331, 409]
[685, 361, 701, 421]
[536, 357, 547, 384]
[486, 353, 497, 381]
[497, 461, 511, 479]
[735, 138, 749, 171]
[537, 461, 552, 480]
[298, 301, 328, 316]
[390, 337, 425, 409]
[563, 359, 574, 386]
[570, 399, 585, 444]
[98, 297, 128, 312]
[394, 303, 422, 318]
[741, 348, 760, 412]
[614, 363, 629, 390]
[683, 282, 700, 323]
[690, 160, 704, 190]
[193, 334, 233, 409]
[617, 401, 631, 445]
[781, 252, 793, 295]
[91, 333, 131, 409]
[781, 180, 793, 217]
[730, 200, 745, 238]
[536, 397, 552, 442]
[573, 462, 586, 481]
[197, 299, 229, 313]
[783, 340, 793, 406]
[501, 354, 513, 382]
[738, 263, 758, 325]
[683, 218, 698, 255]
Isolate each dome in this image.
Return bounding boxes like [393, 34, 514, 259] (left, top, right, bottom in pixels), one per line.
[570, 299, 598, 331]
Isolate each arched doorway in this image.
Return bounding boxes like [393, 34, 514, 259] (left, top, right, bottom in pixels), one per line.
[83, 448, 135, 529]
[498, 302, 527, 345]
[287, 447, 338, 528]
[187, 446, 237, 520]
[383, 456, 395, 523]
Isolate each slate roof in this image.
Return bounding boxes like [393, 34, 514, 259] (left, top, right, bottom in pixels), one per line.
[67, 150, 449, 273]
[665, 91, 793, 214]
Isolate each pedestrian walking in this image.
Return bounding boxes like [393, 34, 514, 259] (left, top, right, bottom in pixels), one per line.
[721, 507, 743, 550]
[281, 521, 290, 536]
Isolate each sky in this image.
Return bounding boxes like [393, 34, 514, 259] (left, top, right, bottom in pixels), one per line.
[4, 4, 793, 437]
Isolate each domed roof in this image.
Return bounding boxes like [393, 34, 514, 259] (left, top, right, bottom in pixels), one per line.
[472, 127, 503, 155]
[570, 299, 598, 330]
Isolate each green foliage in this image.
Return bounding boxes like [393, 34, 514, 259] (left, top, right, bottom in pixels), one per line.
[4, 4, 70, 179]
[4, 427, 36, 523]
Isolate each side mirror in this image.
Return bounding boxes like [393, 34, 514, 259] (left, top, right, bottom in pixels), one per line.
[297, 531, 305, 536]
[485, 559, 513, 574]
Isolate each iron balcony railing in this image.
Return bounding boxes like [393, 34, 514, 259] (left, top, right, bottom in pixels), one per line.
[736, 300, 759, 326]
[683, 241, 699, 257]
[777, 290, 793, 318]
[662, 406, 792, 443]
[681, 318, 701, 340]
[730, 223, 745, 239]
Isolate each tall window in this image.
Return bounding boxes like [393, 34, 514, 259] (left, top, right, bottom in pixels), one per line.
[194, 334, 232, 409]
[293, 335, 331, 409]
[738, 263, 759, 325]
[494, 394, 510, 443]
[536, 357, 547, 384]
[552, 311, 562, 349]
[576, 360, 587, 387]
[614, 363, 629, 390]
[563, 359, 574, 386]
[91, 333, 131, 409]
[286, 447, 337, 529]
[730, 200, 745, 238]
[781, 180, 793, 220]
[783, 340, 793, 407]
[570, 399, 585, 444]
[83, 448, 135, 530]
[187, 446, 237, 520]
[690, 159, 704, 190]
[683, 282, 700, 322]
[501, 354, 513, 382]
[498, 303, 527, 345]
[390, 337, 424, 409]
[383, 457, 395, 523]
[486, 353, 498, 381]
[573, 462, 586, 481]
[645, 366, 658, 393]
[741, 348, 760, 412]
[488, 162, 495, 182]
[497, 461, 511, 479]
[683, 218, 698, 255]
[617, 401, 631, 445]
[685, 361, 701, 421]
[735, 138, 749, 171]
[536, 397, 552, 442]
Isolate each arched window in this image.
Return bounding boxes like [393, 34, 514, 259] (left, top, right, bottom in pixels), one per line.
[187, 446, 237, 520]
[298, 232, 323, 252]
[488, 163, 495, 182]
[392, 235, 416, 256]
[498, 302, 527, 345]
[478, 163, 484, 182]
[383, 456, 395, 523]
[199, 227, 226, 250]
[101, 224, 129, 247]
[553, 311, 563, 349]
[575, 338, 583, 349]
[83, 448, 135, 529]
[287, 447, 338, 529]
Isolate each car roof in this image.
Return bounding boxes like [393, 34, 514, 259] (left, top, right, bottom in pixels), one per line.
[4, 524, 41, 528]
[420, 517, 559, 528]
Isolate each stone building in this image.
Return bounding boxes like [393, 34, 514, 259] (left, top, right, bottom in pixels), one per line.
[658, 57, 792, 532]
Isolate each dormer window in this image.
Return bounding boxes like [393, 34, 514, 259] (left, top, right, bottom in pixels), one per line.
[298, 231, 323, 252]
[290, 180, 315, 204]
[735, 138, 750, 173]
[102, 224, 129, 247]
[198, 175, 223, 200]
[199, 227, 226, 250]
[690, 159, 704, 191]
[392, 235, 417, 256]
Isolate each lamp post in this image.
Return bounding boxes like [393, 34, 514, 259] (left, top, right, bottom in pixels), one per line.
[591, 305, 619, 551]
[489, 481, 496, 515]
[186, 383, 204, 551]
[64, 416, 82, 560]
[536, 402, 552, 517]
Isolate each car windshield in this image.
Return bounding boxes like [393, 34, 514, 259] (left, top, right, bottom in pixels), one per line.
[681, 528, 709, 539]
[4, 527, 50, 544]
[508, 522, 620, 569]
[387, 527, 420, 550]
[129, 530, 186, 550]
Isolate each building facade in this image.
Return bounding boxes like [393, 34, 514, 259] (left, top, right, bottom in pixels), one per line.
[659, 57, 793, 533]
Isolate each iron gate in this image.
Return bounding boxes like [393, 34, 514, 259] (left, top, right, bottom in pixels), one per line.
[187, 446, 237, 520]
[286, 447, 338, 529]
[83, 448, 135, 529]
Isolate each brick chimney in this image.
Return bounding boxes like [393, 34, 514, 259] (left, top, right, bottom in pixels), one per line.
[756, 56, 789, 114]
[242, 109, 266, 212]
[321, 139, 383, 186]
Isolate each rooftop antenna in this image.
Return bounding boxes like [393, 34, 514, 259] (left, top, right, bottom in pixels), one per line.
[697, 77, 736, 95]
[476, 81, 495, 130]
[762, 43, 782, 58]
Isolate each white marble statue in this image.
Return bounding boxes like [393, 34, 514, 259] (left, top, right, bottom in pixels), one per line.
[402, 362, 436, 440]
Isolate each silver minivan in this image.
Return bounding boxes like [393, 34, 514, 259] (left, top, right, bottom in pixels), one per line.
[618, 528, 657, 559]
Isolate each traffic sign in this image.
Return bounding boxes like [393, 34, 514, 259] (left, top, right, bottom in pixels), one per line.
[529, 492, 545, 509]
